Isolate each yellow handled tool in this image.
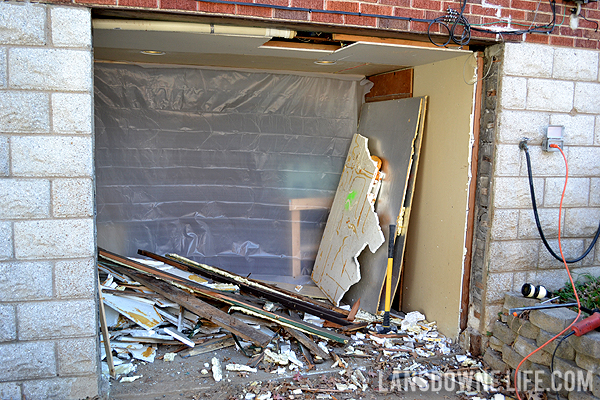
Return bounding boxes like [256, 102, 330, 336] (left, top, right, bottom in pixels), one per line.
[382, 224, 396, 331]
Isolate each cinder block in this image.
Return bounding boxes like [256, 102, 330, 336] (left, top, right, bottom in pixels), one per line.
[486, 273, 515, 303]
[22, 375, 99, 400]
[483, 348, 508, 372]
[508, 317, 540, 340]
[58, 337, 98, 375]
[517, 208, 563, 240]
[529, 307, 579, 334]
[503, 43, 553, 78]
[14, 219, 94, 259]
[0, 48, 6, 88]
[494, 144, 522, 177]
[528, 362, 554, 391]
[492, 176, 544, 209]
[537, 238, 584, 268]
[493, 320, 517, 345]
[0, 2, 46, 45]
[0, 382, 21, 400]
[544, 178, 589, 208]
[0, 341, 56, 380]
[489, 336, 504, 351]
[487, 240, 538, 272]
[537, 328, 575, 360]
[11, 136, 92, 177]
[490, 209, 519, 240]
[17, 299, 96, 340]
[568, 391, 600, 400]
[496, 110, 549, 144]
[596, 116, 600, 145]
[0, 221, 12, 260]
[0, 179, 51, 219]
[0, 304, 16, 342]
[50, 7, 91, 48]
[514, 336, 551, 366]
[553, 48, 599, 82]
[549, 114, 595, 146]
[502, 342, 532, 370]
[566, 147, 600, 176]
[572, 331, 600, 359]
[554, 357, 593, 392]
[0, 136, 8, 176]
[564, 208, 600, 238]
[0, 92, 49, 133]
[574, 82, 600, 114]
[519, 145, 569, 177]
[503, 292, 540, 311]
[0, 261, 53, 301]
[51, 93, 92, 134]
[55, 258, 95, 298]
[500, 76, 527, 110]
[8, 48, 92, 91]
[52, 178, 93, 217]
[576, 353, 600, 375]
[592, 178, 600, 206]
[526, 79, 574, 113]
[593, 374, 600, 398]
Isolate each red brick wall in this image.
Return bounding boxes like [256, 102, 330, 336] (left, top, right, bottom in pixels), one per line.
[46, 0, 600, 48]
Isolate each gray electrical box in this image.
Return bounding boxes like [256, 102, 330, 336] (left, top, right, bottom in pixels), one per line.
[542, 125, 564, 152]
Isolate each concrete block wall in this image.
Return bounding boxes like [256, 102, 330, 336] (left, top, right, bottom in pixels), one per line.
[0, 2, 99, 399]
[473, 42, 600, 337]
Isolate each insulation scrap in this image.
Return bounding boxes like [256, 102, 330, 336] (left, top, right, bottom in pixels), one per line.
[211, 357, 222, 382]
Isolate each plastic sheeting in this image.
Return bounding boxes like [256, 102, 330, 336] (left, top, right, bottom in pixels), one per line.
[94, 63, 362, 278]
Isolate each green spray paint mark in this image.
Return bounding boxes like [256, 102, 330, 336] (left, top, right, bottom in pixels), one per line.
[345, 190, 357, 210]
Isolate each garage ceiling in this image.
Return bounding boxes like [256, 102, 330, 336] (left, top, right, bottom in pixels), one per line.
[93, 19, 471, 77]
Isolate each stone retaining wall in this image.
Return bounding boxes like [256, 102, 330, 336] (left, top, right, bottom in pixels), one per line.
[483, 293, 600, 399]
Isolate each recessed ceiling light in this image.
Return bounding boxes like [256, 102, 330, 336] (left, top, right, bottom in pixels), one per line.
[314, 60, 336, 65]
[140, 50, 166, 55]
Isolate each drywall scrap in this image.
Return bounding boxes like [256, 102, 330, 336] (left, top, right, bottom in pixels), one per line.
[311, 133, 385, 306]
[344, 96, 428, 313]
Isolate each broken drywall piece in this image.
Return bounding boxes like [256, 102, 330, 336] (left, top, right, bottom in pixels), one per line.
[102, 292, 164, 330]
[311, 133, 385, 305]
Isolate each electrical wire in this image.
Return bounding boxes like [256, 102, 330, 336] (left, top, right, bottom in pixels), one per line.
[550, 331, 575, 400]
[521, 141, 600, 263]
[196, 0, 562, 47]
[513, 144, 582, 400]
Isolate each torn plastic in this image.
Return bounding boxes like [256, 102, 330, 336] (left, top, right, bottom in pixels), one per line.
[95, 63, 362, 279]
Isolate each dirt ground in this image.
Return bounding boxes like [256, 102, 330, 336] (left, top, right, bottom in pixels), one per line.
[106, 343, 498, 400]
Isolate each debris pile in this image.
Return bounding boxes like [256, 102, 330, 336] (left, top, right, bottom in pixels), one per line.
[98, 248, 505, 398]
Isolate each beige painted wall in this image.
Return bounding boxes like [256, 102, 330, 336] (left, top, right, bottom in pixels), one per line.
[402, 54, 476, 338]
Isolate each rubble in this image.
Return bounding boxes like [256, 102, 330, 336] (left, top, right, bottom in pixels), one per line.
[98, 247, 509, 399]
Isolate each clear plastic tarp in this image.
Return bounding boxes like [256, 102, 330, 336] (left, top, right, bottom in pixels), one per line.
[94, 63, 361, 279]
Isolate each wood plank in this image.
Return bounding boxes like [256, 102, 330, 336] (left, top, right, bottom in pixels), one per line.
[284, 327, 331, 360]
[365, 69, 413, 103]
[332, 34, 465, 49]
[98, 277, 116, 379]
[180, 336, 235, 358]
[311, 133, 385, 306]
[100, 249, 348, 344]
[460, 52, 484, 332]
[99, 253, 272, 347]
[140, 250, 350, 324]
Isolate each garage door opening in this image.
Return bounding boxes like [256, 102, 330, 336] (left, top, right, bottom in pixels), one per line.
[93, 17, 479, 337]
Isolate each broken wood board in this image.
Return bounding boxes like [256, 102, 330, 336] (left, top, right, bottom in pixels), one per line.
[311, 133, 385, 306]
[344, 96, 427, 313]
[101, 292, 164, 330]
[100, 249, 348, 344]
[99, 250, 273, 347]
[139, 250, 350, 325]
[259, 280, 328, 300]
[284, 327, 330, 360]
[180, 335, 235, 358]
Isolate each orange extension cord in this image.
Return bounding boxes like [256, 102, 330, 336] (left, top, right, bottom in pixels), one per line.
[513, 144, 582, 400]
